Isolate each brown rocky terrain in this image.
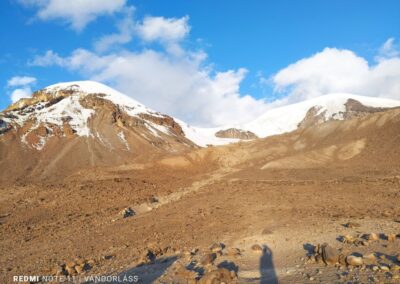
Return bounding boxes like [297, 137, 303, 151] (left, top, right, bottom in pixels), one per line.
[215, 128, 258, 140]
[1, 101, 400, 283]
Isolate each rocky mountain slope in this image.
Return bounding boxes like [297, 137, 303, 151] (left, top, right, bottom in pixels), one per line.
[1, 100, 400, 283]
[0, 81, 197, 181]
[1, 81, 399, 182]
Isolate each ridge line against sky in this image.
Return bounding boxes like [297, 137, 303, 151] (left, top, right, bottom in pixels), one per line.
[1, 0, 400, 127]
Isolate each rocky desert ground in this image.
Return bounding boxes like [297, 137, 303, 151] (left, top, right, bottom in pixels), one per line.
[1, 105, 400, 283]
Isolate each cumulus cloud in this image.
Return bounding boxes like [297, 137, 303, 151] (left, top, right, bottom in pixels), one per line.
[7, 76, 37, 103]
[137, 16, 190, 43]
[271, 43, 400, 103]
[7, 76, 37, 87]
[94, 6, 136, 52]
[31, 47, 269, 126]
[94, 12, 190, 55]
[18, 0, 127, 31]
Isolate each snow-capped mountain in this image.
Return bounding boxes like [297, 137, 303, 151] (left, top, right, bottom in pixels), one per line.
[238, 93, 400, 138]
[1, 81, 400, 151]
[1, 80, 400, 181]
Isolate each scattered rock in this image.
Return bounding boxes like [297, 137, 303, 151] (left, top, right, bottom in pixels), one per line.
[121, 207, 135, 218]
[209, 243, 224, 253]
[363, 253, 376, 263]
[380, 265, 390, 272]
[321, 243, 339, 265]
[200, 253, 217, 265]
[198, 268, 237, 284]
[342, 235, 357, 244]
[251, 244, 263, 253]
[367, 233, 379, 241]
[74, 265, 84, 274]
[346, 255, 363, 266]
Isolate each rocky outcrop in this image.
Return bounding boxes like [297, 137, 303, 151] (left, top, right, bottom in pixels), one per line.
[298, 99, 396, 129]
[0, 119, 11, 135]
[139, 113, 184, 136]
[297, 106, 327, 129]
[215, 128, 258, 139]
[343, 99, 392, 119]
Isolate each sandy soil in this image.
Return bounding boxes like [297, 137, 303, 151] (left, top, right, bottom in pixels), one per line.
[1, 109, 400, 283]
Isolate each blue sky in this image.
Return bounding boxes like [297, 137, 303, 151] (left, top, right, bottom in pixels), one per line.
[1, 0, 400, 126]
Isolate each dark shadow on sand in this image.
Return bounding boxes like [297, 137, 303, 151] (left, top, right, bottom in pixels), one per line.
[85, 256, 178, 284]
[260, 245, 278, 284]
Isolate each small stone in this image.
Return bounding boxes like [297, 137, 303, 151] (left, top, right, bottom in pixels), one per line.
[367, 233, 379, 241]
[200, 253, 217, 265]
[372, 265, 379, 272]
[74, 265, 84, 274]
[121, 207, 135, 218]
[321, 243, 339, 265]
[363, 253, 376, 263]
[342, 235, 356, 243]
[380, 265, 390, 272]
[346, 255, 363, 266]
[251, 244, 263, 253]
[209, 243, 224, 253]
[309, 276, 314, 281]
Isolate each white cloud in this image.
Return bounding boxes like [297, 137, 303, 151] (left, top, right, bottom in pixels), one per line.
[137, 16, 190, 43]
[10, 87, 33, 103]
[7, 76, 37, 87]
[94, 6, 135, 52]
[272, 44, 400, 103]
[29, 50, 66, 66]
[18, 0, 127, 31]
[31, 48, 269, 126]
[375, 38, 399, 62]
[7, 76, 37, 103]
[94, 14, 191, 55]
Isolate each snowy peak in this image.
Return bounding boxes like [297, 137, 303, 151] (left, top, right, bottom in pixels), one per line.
[240, 93, 400, 138]
[2, 81, 400, 151]
[0, 81, 196, 152]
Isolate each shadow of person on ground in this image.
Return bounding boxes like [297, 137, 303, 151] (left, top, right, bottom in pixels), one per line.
[260, 245, 278, 284]
[86, 255, 178, 284]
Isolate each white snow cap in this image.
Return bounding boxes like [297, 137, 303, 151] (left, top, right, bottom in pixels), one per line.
[240, 93, 400, 138]
[11, 81, 400, 147]
[44, 81, 157, 116]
